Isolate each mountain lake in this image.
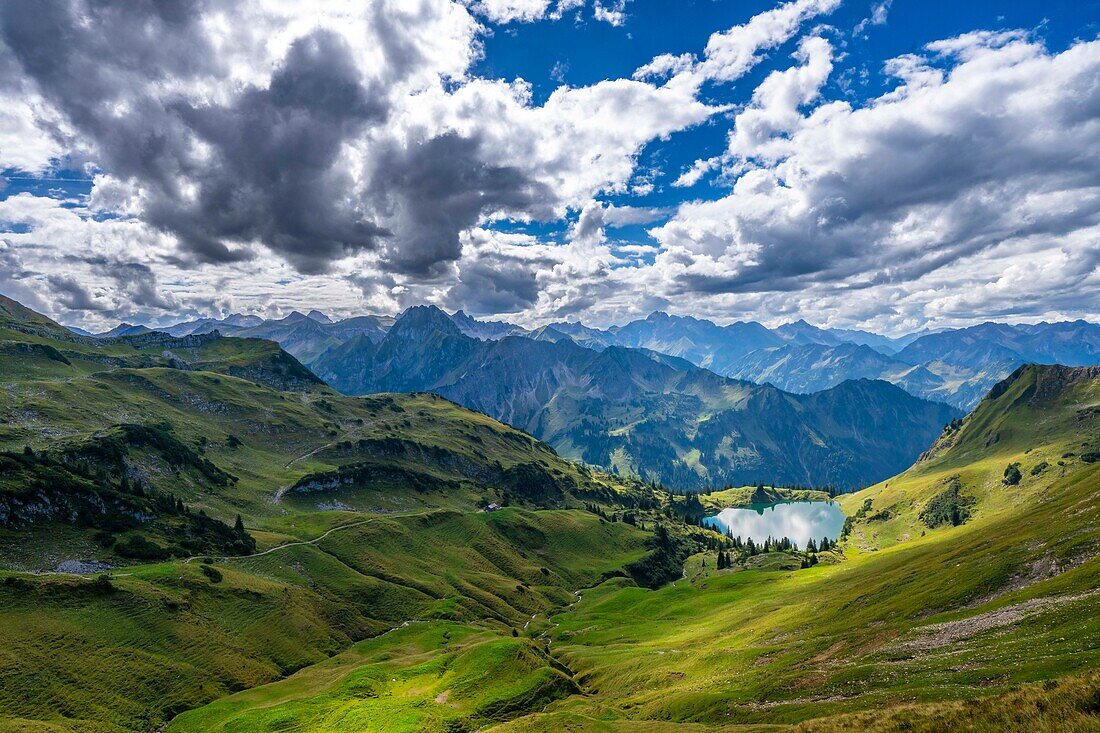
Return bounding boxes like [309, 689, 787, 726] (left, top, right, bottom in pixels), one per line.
[703, 501, 846, 548]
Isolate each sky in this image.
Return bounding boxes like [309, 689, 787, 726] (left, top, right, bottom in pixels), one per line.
[0, 0, 1099, 334]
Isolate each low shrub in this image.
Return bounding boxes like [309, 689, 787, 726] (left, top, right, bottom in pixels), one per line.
[920, 476, 974, 529]
[115, 534, 171, 560]
[200, 565, 223, 583]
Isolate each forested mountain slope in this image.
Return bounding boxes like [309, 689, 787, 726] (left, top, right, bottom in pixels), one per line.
[313, 305, 960, 490]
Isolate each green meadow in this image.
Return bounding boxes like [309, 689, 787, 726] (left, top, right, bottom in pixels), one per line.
[170, 366, 1100, 731]
[0, 297, 1097, 732]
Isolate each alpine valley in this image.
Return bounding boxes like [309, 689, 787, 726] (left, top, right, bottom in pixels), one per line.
[0, 292, 1098, 732]
[4, 1, 1100, 730]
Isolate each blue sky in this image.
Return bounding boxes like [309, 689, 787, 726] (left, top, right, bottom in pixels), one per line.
[1, 0, 1099, 332]
[474, 0, 1099, 211]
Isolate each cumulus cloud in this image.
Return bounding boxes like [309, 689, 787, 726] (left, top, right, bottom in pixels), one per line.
[469, 0, 573, 24]
[635, 0, 839, 87]
[853, 0, 892, 36]
[46, 274, 109, 313]
[367, 132, 553, 276]
[0, 0, 743, 285]
[570, 201, 666, 244]
[3, 0, 1094, 334]
[592, 1, 629, 27]
[467, 0, 625, 25]
[0, 0, 505, 276]
[0, 191, 367, 329]
[650, 30, 1100, 326]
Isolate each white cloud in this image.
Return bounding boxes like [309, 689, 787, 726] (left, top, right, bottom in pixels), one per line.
[724, 35, 834, 165]
[467, 0, 625, 25]
[853, 0, 892, 36]
[402, 75, 719, 215]
[648, 31, 1100, 330]
[592, 0, 629, 26]
[0, 190, 376, 330]
[634, 0, 838, 91]
[0, 92, 67, 172]
[4, 1, 1095, 335]
[569, 201, 666, 243]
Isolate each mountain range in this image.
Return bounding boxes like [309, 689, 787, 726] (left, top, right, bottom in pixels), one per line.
[311, 305, 959, 490]
[78, 307, 1100, 412]
[62, 302, 1100, 489]
[4, 290, 1100, 732]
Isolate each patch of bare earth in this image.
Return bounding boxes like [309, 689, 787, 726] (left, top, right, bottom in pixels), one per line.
[900, 591, 1095, 654]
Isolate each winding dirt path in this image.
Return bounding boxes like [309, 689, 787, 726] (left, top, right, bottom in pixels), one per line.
[185, 509, 433, 564]
[272, 419, 375, 504]
[272, 442, 338, 504]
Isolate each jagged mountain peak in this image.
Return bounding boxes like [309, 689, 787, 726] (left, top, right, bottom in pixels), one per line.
[395, 304, 463, 335]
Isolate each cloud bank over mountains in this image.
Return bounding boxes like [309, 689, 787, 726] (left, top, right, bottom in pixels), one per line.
[0, 0, 1097, 333]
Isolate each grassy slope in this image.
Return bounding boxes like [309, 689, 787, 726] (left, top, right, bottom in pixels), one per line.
[168, 621, 579, 733]
[0, 344, 639, 536]
[2, 297, 1098, 732]
[478, 365, 1100, 730]
[166, 365, 1100, 732]
[0, 508, 647, 732]
[0, 299, 654, 732]
[165, 509, 649, 733]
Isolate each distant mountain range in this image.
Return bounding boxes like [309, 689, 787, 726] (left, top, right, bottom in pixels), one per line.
[309, 305, 959, 490]
[77, 307, 1100, 412]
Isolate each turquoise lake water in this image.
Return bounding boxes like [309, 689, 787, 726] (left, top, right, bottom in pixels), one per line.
[703, 501, 846, 548]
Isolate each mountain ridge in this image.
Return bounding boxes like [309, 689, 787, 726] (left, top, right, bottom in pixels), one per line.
[313, 306, 960, 490]
[55, 297, 1100, 411]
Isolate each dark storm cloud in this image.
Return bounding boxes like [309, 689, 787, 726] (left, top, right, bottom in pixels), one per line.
[84, 257, 178, 310]
[368, 133, 554, 276]
[443, 247, 552, 314]
[0, 1, 550, 277]
[46, 274, 107, 311]
[151, 28, 393, 272]
[0, 0, 218, 178]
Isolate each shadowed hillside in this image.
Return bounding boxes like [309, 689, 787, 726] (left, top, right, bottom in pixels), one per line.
[313, 305, 960, 491]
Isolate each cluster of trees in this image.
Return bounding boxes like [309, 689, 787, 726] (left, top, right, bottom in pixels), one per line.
[729, 534, 797, 554]
[805, 536, 835, 553]
[842, 498, 874, 539]
[6, 444, 255, 559]
[65, 422, 237, 488]
[711, 532, 836, 571]
[920, 476, 974, 529]
[625, 523, 688, 588]
[583, 503, 641, 528]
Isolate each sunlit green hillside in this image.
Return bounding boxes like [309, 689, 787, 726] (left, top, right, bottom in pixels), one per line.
[0, 295, 1097, 733]
[171, 365, 1100, 732]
